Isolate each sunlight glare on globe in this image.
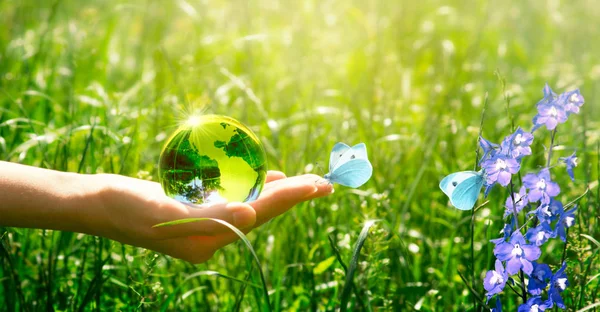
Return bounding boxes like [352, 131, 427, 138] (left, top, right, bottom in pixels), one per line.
[159, 115, 268, 205]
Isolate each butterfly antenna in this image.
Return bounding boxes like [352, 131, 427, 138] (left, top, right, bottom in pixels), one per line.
[312, 162, 326, 175]
[312, 162, 331, 185]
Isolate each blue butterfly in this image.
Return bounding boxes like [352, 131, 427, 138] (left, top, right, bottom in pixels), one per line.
[439, 170, 484, 210]
[324, 142, 373, 188]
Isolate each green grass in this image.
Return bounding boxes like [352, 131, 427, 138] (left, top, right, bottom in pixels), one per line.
[1, 0, 599, 310]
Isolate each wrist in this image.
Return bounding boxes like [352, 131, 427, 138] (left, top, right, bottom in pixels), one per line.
[59, 172, 107, 235]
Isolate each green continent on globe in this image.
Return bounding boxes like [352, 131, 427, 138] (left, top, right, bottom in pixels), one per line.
[159, 115, 267, 205]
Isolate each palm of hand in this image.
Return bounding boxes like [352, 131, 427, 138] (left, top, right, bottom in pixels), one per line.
[93, 171, 332, 263]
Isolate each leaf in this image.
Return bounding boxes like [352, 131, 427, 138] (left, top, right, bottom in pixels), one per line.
[576, 301, 600, 312]
[565, 188, 589, 209]
[77, 95, 103, 107]
[313, 256, 336, 275]
[580, 234, 600, 248]
[108, 277, 128, 289]
[586, 273, 600, 286]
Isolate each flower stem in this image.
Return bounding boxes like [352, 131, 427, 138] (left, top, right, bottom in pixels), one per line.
[506, 280, 525, 300]
[508, 181, 520, 230]
[519, 270, 527, 302]
[561, 228, 569, 264]
[546, 128, 557, 168]
[471, 93, 488, 310]
[508, 180, 528, 302]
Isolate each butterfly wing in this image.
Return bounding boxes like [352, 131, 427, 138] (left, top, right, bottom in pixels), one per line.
[331, 143, 369, 171]
[439, 171, 484, 210]
[328, 159, 373, 188]
[450, 175, 484, 210]
[329, 142, 351, 172]
[349, 143, 368, 160]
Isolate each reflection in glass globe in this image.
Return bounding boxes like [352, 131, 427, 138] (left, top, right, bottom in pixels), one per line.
[159, 115, 267, 205]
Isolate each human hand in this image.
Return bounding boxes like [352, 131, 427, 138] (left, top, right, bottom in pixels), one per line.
[87, 171, 332, 263]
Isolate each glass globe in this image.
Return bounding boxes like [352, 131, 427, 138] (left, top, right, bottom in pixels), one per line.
[159, 115, 267, 205]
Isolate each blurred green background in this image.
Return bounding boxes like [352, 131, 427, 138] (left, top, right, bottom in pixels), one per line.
[0, 0, 598, 310]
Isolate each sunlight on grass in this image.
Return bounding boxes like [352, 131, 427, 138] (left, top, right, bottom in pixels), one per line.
[0, 0, 598, 310]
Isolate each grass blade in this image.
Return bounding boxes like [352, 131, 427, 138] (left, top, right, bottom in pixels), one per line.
[339, 219, 378, 312]
[154, 218, 272, 312]
[580, 234, 600, 248]
[576, 302, 600, 312]
[160, 270, 261, 311]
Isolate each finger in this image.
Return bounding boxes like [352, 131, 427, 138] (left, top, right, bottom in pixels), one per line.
[150, 171, 285, 239]
[251, 174, 332, 225]
[187, 174, 333, 250]
[153, 201, 256, 238]
[265, 170, 286, 183]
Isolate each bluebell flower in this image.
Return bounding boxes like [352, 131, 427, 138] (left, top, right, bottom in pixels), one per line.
[527, 262, 552, 295]
[523, 169, 560, 205]
[532, 98, 568, 132]
[536, 83, 558, 107]
[529, 199, 564, 223]
[482, 154, 520, 187]
[491, 296, 502, 312]
[491, 222, 514, 245]
[480, 136, 499, 163]
[542, 83, 557, 99]
[559, 152, 578, 181]
[484, 260, 508, 300]
[504, 186, 528, 218]
[562, 89, 584, 115]
[501, 127, 534, 159]
[517, 296, 552, 312]
[484, 183, 494, 198]
[525, 222, 555, 247]
[494, 231, 541, 275]
[548, 262, 569, 309]
[555, 207, 577, 242]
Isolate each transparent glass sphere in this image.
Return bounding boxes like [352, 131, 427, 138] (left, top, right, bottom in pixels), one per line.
[159, 115, 267, 205]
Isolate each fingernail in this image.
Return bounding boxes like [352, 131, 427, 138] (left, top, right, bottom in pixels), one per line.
[233, 208, 256, 229]
[316, 178, 334, 194]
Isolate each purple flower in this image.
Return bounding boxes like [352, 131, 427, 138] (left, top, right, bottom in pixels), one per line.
[491, 222, 514, 245]
[479, 136, 499, 163]
[484, 184, 494, 198]
[532, 84, 568, 132]
[529, 199, 564, 223]
[537, 83, 558, 107]
[555, 207, 577, 242]
[532, 84, 585, 131]
[491, 297, 502, 312]
[482, 154, 520, 187]
[525, 222, 555, 247]
[548, 262, 569, 309]
[494, 231, 541, 275]
[563, 89, 585, 115]
[517, 296, 552, 312]
[484, 260, 508, 299]
[504, 186, 528, 218]
[527, 262, 552, 295]
[523, 169, 560, 204]
[532, 102, 568, 131]
[501, 127, 534, 159]
[559, 152, 578, 181]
